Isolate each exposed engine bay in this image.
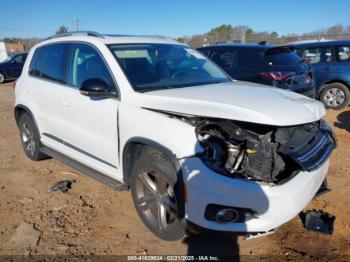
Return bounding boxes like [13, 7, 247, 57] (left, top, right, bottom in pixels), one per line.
[193, 118, 336, 184]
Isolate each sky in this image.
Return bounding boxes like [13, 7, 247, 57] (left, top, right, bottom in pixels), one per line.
[1, 0, 350, 39]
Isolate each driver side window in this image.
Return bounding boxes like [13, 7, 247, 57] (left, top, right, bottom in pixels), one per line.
[66, 43, 115, 91]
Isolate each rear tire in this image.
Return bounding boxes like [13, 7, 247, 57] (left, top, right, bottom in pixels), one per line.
[130, 146, 185, 241]
[18, 113, 47, 161]
[320, 83, 350, 110]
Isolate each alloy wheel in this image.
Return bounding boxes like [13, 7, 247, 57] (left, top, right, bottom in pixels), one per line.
[135, 170, 178, 232]
[0, 74, 4, 83]
[324, 87, 346, 107]
[21, 123, 36, 156]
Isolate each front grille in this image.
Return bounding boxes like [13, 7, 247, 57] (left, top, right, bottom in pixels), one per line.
[284, 121, 336, 172]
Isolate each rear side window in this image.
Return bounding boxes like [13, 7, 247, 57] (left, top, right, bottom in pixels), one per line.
[336, 46, 350, 62]
[210, 50, 238, 69]
[301, 47, 332, 64]
[264, 48, 301, 66]
[29, 43, 66, 83]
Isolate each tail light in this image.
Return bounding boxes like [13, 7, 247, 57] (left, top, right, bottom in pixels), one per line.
[12, 81, 17, 90]
[306, 74, 312, 84]
[260, 72, 295, 81]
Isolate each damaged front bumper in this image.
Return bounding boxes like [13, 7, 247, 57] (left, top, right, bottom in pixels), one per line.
[180, 157, 329, 233]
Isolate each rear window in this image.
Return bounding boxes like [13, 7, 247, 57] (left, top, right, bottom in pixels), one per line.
[29, 43, 66, 83]
[237, 49, 266, 68]
[264, 48, 301, 66]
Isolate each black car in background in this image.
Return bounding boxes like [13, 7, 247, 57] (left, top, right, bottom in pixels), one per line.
[198, 44, 316, 98]
[0, 52, 28, 84]
[288, 40, 350, 110]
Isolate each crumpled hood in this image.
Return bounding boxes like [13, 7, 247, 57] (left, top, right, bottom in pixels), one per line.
[133, 81, 325, 126]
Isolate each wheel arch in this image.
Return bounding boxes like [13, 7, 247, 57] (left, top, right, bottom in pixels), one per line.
[122, 137, 181, 185]
[14, 104, 41, 138]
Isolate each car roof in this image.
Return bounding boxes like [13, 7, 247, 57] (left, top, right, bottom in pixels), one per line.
[38, 32, 184, 47]
[288, 39, 350, 47]
[198, 43, 276, 51]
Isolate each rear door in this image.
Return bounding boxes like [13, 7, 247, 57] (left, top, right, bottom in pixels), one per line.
[300, 46, 336, 88]
[28, 43, 67, 139]
[54, 42, 120, 178]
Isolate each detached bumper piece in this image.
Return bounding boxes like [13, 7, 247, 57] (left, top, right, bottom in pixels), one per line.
[300, 210, 335, 235]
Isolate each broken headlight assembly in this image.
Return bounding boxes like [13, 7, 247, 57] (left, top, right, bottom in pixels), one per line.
[195, 119, 336, 184]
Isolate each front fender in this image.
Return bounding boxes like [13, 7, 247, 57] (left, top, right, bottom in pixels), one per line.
[119, 103, 201, 161]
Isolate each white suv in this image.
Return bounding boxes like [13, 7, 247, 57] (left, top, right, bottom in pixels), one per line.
[14, 32, 336, 241]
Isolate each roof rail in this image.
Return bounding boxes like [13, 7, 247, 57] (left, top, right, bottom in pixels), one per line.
[46, 31, 105, 40]
[104, 34, 174, 40]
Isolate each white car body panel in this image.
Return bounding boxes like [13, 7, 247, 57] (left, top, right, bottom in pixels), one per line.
[14, 34, 332, 236]
[118, 103, 200, 160]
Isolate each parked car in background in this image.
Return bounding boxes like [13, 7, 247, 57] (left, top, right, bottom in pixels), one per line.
[289, 40, 350, 110]
[197, 44, 316, 98]
[0, 52, 28, 84]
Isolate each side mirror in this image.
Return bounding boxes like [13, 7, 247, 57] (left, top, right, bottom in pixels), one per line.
[79, 78, 116, 97]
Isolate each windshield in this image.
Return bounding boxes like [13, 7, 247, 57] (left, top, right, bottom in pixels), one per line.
[108, 44, 230, 92]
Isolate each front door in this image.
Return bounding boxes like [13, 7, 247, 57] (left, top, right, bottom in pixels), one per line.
[56, 43, 120, 179]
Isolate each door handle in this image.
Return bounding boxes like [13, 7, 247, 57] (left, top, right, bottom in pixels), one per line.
[60, 99, 69, 108]
[323, 66, 330, 71]
[28, 90, 34, 96]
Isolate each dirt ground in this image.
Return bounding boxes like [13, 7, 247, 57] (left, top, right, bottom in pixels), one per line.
[0, 82, 349, 259]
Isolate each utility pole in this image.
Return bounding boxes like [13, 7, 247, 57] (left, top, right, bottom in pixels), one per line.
[75, 19, 80, 31]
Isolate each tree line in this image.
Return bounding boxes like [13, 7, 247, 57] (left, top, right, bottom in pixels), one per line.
[177, 24, 350, 48]
[2, 24, 350, 51]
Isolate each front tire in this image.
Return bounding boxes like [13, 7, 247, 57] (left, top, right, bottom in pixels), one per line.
[130, 146, 185, 241]
[320, 83, 350, 110]
[18, 113, 47, 161]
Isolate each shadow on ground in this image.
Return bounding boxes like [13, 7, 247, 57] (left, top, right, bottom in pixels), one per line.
[183, 234, 239, 261]
[334, 110, 350, 132]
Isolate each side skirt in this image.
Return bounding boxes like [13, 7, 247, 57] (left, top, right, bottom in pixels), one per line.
[40, 146, 128, 191]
